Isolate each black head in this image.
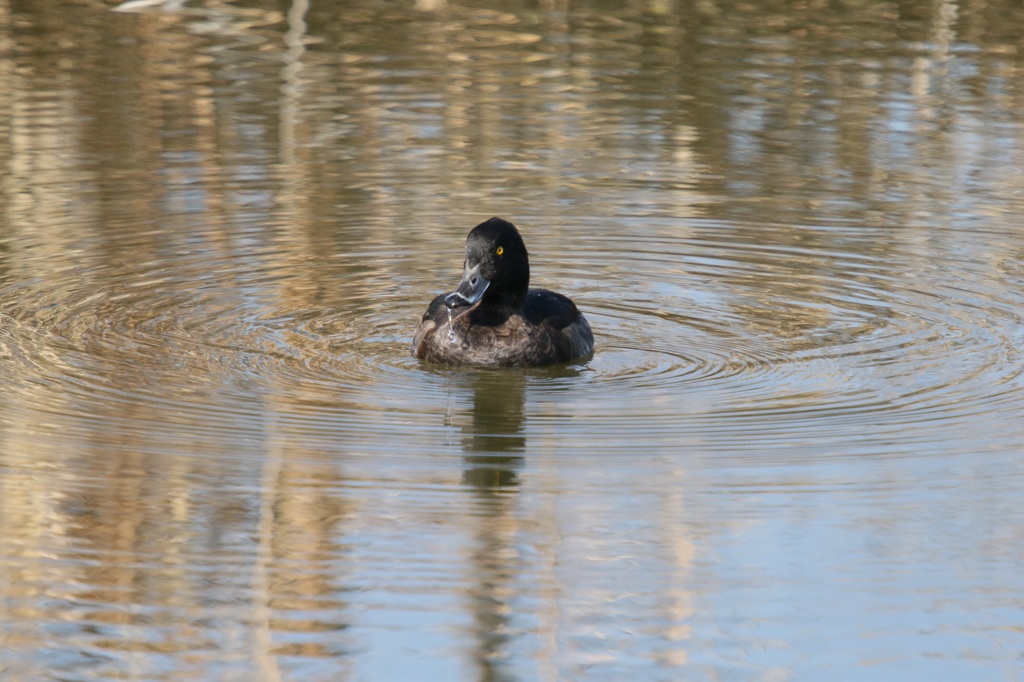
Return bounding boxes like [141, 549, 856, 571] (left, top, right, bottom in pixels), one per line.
[445, 217, 530, 311]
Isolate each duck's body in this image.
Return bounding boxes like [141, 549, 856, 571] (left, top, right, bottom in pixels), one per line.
[412, 218, 593, 368]
[414, 287, 593, 367]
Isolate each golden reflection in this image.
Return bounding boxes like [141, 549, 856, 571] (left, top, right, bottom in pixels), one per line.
[2, 0, 1024, 678]
[656, 468, 695, 667]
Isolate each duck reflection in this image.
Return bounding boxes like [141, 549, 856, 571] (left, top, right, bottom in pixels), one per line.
[458, 365, 583, 488]
[454, 370, 527, 682]
[460, 371, 528, 489]
[453, 365, 582, 681]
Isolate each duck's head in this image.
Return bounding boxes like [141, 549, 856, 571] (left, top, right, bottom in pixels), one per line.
[445, 217, 530, 310]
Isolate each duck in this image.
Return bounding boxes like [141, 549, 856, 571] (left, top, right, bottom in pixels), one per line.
[412, 217, 594, 367]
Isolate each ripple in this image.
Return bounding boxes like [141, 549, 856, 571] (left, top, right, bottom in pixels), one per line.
[507, 220, 1024, 454]
[2, 216, 1023, 460]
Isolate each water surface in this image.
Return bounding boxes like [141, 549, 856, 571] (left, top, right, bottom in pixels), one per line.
[2, 0, 1023, 679]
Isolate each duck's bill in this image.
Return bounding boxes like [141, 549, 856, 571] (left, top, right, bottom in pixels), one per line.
[444, 264, 490, 309]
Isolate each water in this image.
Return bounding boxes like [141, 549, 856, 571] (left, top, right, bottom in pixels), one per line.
[447, 305, 457, 343]
[2, 0, 1024, 679]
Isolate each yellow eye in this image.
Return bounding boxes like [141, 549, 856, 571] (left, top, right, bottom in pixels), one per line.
[496, 246, 504, 256]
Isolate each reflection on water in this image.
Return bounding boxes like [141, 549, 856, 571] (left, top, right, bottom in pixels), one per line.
[2, 0, 1024, 679]
[459, 371, 527, 488]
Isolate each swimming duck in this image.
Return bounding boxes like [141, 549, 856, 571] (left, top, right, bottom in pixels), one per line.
[412, 217, 594, 367]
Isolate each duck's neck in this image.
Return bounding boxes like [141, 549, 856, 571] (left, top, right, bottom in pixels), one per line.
[494, 261, 529, 310]
[476, 287, 526, 322]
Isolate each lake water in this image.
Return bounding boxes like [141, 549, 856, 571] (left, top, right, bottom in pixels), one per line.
[2, 0, 1023, 679]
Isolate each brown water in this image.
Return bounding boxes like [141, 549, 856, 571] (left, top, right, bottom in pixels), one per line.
[2, 0, 1024, 679]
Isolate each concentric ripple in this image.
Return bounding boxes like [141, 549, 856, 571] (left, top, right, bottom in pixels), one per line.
[2, 215, 1024, 460]
[501, 218, 1024, 455]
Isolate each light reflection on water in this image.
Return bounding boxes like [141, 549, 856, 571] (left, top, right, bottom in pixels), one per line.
[2, 0, 1024, 679]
